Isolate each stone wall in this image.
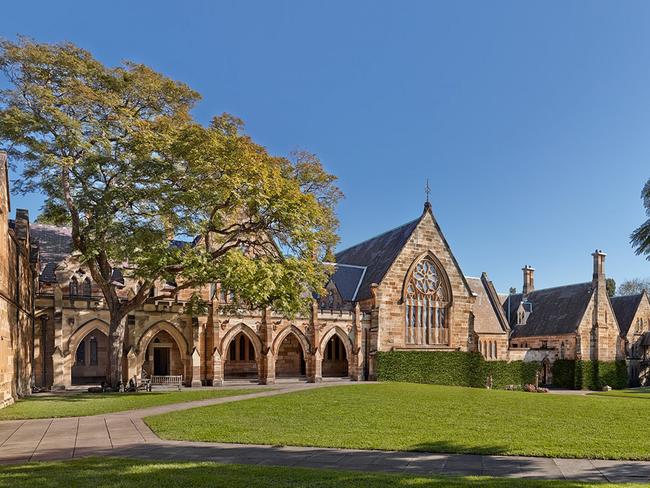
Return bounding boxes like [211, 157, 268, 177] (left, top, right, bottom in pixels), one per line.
[0, 153, 37, 407]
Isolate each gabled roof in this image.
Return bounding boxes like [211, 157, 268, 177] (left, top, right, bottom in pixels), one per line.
[466, 273, 509, 334]
[504, 282, 594, 338]
[611, 293, 644, 336]
[30, 224, 73, 283]
[335, 218, 420, 301]
[327, 263, 366, 302]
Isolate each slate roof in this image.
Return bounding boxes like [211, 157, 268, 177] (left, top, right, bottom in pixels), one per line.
[610, 293, 644, 336]
[466, 275, 509, 334]
[30, 224, 73, 283]
[328, 264, 366, 302]
[504, 282, 594, 338]
[334, 218, 420, 301]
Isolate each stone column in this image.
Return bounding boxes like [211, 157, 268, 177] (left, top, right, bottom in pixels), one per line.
[308, 300, 322, 383]
[191, 317, 203, 387]
[51, 287, 68, 389]
[259, 308, 275, 384]
[212, 347, 223, 386]
[351, 303, 364, 381]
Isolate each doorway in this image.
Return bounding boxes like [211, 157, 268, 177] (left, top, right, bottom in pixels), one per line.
[153, 347, 170, 375]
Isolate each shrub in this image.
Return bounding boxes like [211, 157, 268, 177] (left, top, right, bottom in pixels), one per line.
[552, 359, 627, 390]
[375, 351, 539, 389]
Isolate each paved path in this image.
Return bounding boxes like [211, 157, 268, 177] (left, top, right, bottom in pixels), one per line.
[1, 382, 649, 483]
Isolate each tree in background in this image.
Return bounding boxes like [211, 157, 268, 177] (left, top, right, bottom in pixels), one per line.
[0, 38, 341, 388]
[618, 278, 650, 296]
[606, 278, 616, 297]
[632, 179, 650, 259]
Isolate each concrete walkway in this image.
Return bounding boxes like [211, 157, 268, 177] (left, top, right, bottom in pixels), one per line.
[1, 382, 649, 483]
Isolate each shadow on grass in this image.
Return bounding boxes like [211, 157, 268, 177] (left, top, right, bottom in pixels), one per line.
[0, 456, 632, 487]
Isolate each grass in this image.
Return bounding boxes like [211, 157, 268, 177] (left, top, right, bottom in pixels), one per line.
[589, 387, 650, 400]
[0, 388, 259, 420]
[146, 383, 650, 460]
[0, 457, 644, 488]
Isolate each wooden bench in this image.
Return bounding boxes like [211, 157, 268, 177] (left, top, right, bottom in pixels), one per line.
[150, 375, 183, 391]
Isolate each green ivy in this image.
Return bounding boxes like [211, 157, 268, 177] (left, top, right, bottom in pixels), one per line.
[552, 359, 628, 390]
[376, 351, 539, 389]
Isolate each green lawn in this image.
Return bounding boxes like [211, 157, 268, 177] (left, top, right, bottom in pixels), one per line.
[589, 387, 650, 400]
[0, 389, 258, 420]
[147, 383, 650, 460]
[0, 457, 643, 488]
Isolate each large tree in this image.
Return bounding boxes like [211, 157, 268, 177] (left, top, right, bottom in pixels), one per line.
[0, 38, 341, 388]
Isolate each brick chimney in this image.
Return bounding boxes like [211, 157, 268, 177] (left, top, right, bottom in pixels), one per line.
[592, 249, 606, 285]
[522, 265, 535, 296]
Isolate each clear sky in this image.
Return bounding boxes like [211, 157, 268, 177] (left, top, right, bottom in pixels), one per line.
[2, 1, 650, 293]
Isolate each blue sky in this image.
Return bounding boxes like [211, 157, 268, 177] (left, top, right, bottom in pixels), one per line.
[2, 1, 650, 292]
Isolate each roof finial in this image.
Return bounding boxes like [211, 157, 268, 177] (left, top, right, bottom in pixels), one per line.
[424, 178, 431, 211]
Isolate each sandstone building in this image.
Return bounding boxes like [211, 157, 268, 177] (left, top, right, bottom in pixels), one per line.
[0, 150, 645, 405]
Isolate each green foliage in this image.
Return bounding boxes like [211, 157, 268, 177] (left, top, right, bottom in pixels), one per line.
[606, 277, 616, 297]
[375, 351, 539, 388]
[631, 178, 650, 261]
[0, 38, 342, 385]
[551, 359, 628, 390]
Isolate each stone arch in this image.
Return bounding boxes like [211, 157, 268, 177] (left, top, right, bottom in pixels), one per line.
[221, 323, 262, 380]
[272, 325, 311, 356]
[135, 320, 190, 380]
[220, 323, 263, 358]
[320, 326, 354, 378]
[319, 326, 353, 358]
[137, 320, 189, 359]
[67, 319, 109, 356]
[274, 325, 310, 378]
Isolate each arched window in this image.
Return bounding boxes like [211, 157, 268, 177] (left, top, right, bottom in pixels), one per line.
[75, 340, 85, 365]
[69, 277, 79, 297]
[404, 257, 449, 345]
[493, 341, 497, 359]
[82, 277, 92, 298]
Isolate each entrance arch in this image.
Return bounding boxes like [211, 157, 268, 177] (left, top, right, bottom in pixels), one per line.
[320, 327, 353, 378]
[541, 358, 552, 386]
[274, 327, 309, 378]
[69, 320, 110, 385]
[136, 321, 189, 380]
[221, 324, 261, 380]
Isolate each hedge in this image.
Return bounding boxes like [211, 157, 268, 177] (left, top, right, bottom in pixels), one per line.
[551, 359, 628, 390]
[375, 351, 539, 389]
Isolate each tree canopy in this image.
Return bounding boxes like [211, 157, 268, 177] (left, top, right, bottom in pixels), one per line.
[631, 179, 650, 260]
[0, 37, 341, 386]
[617, 278, 650, 296]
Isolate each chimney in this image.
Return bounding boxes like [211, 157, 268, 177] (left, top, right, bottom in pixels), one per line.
[592, 249, 606, 285]
[522, 265, 535, 296]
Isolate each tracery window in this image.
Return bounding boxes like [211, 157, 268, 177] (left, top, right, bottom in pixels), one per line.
[69, 277, 79, 297]
[404, 257, 449, 345]
[82, 277, 92, 298]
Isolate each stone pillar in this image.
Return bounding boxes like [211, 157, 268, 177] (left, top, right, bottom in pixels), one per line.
[308, 300, 322, 383]
[212, 348, 223, 386]
[259, 308, 275, 384]
[191, 317, 202, 387]
[51, 347, 68, 390]
[351, 303, 364, 381]
[51, 287, 68, 389]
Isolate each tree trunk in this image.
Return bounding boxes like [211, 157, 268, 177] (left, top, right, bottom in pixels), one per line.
[107, 313, 126, 390]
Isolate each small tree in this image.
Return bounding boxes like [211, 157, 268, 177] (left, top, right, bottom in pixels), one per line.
[606, 278, 616, 297]
[0, 38, 341, 388]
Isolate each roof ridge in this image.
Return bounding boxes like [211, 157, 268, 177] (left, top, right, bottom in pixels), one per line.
[335, 217, 419, 257]
[510, 281, 592, 296]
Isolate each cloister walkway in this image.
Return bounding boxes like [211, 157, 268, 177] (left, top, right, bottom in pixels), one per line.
[0, 381, 649, 483]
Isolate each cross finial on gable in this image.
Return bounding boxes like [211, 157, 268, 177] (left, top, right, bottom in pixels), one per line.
[423, 178, 432, 211]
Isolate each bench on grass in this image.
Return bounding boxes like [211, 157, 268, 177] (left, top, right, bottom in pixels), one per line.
[150, 375, 183, 390]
